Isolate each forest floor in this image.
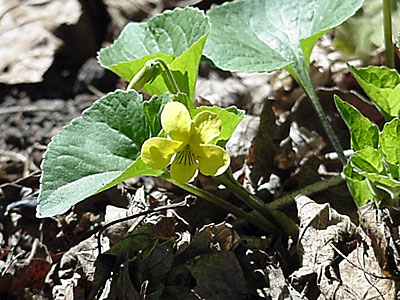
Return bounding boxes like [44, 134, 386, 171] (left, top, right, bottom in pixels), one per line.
[0, 0, 399, 299]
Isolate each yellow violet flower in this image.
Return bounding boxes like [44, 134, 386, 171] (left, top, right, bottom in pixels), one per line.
[141, 102, 230, 183]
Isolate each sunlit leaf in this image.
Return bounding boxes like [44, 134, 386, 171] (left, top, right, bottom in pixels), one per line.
[334, 95, 379, 151]
[349, 65, 400, 120]
[98, 7, 210, 100]
[204, 0, 364, 76]
[37, 91, 171, 217]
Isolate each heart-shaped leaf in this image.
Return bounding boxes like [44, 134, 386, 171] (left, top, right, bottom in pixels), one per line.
[204, 0, 364, 76]
[204, 0, 364, 167]
[334, 95, 379, 151]
[37, 91, 171, 217]
[98, 7, 210, 100]
[349, 65, 400, 120]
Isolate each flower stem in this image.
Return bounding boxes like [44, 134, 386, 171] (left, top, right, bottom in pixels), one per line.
[161, 174, 277, 233]
[383, 0, 394, 68]
[215, 171, 293, 233]
[216, 171, 266, 212]
[153, 58, 181, 94]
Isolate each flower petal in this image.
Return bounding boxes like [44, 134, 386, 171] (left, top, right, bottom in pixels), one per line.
[141, 137, 183, 169]
[161, 102, 191, 142]
[170, 148, 198, 183]
[191, 111, 222, 144]
[194, 144, 230, 176]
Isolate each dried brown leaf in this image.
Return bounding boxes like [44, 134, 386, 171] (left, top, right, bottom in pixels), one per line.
[0, 0, 82, 84]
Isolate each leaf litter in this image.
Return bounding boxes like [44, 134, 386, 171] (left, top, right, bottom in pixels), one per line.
[1, 0, 400, 299]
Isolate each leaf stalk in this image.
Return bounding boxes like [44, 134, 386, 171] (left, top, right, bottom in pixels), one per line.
[290, 55, 347, 166]
[153, 58, 181, 94]
[383, 0, 395, 68]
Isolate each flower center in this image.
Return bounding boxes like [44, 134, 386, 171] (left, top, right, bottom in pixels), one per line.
[175, 145, 196, 166]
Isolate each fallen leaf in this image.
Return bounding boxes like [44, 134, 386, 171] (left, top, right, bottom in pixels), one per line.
[291, 196, 357, 298]
[103, 0, 161, 29]
[359, 204, 400, 277]
[247, 100, 287, 187]
[10, 238, 52, 290]
[186, 251, 248, 300]
[338, 233, 396, 300]
[0, 0, 82, 84]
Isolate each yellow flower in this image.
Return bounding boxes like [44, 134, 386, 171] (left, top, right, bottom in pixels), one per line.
[141, 102, 230, 183]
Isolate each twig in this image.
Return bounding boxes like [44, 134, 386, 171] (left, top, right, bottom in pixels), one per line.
[0, 148, 40, 175]
[96, 200, 189, 256]
[330, 243, 395, 280]
[0, 149, 27, 163]
[0, 103, 64, 115]
[87, 85, 105, 98]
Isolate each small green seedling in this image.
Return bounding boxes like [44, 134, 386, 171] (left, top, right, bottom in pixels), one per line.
[335, 65, 400, 207]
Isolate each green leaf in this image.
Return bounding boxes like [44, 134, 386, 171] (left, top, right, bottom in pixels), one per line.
[347, 147, 400, 200]
[195, 106, 245, 143]
[143, 93, 171, 136]
[350, 147, 385, 174]
[343, 163, 375, 206]
[349, 65, 400, 120]
[334, 95, 379, 151]
[379, 118, 400, 166]
[204, 0, 364, 74]
[343, 119, 400, 204]
[37, 91, 171, 217]
[360, 172, 400, 196]
[379, 118, 400, 179]
[97, 7, 210, 100]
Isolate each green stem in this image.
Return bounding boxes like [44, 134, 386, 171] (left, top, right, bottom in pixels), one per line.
[216, 171, 266, 213]
[216, 171, 295, 234]
[265, 175, 345, 210]
[153, 58, 180, 94]
[383, 0, 394, 68]
[292, 58, 346, 166]
[161, 174, 277, 233]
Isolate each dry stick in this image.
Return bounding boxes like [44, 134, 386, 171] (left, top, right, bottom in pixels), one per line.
[96, 200, 189, 256]
[0, 103, 65, 115]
